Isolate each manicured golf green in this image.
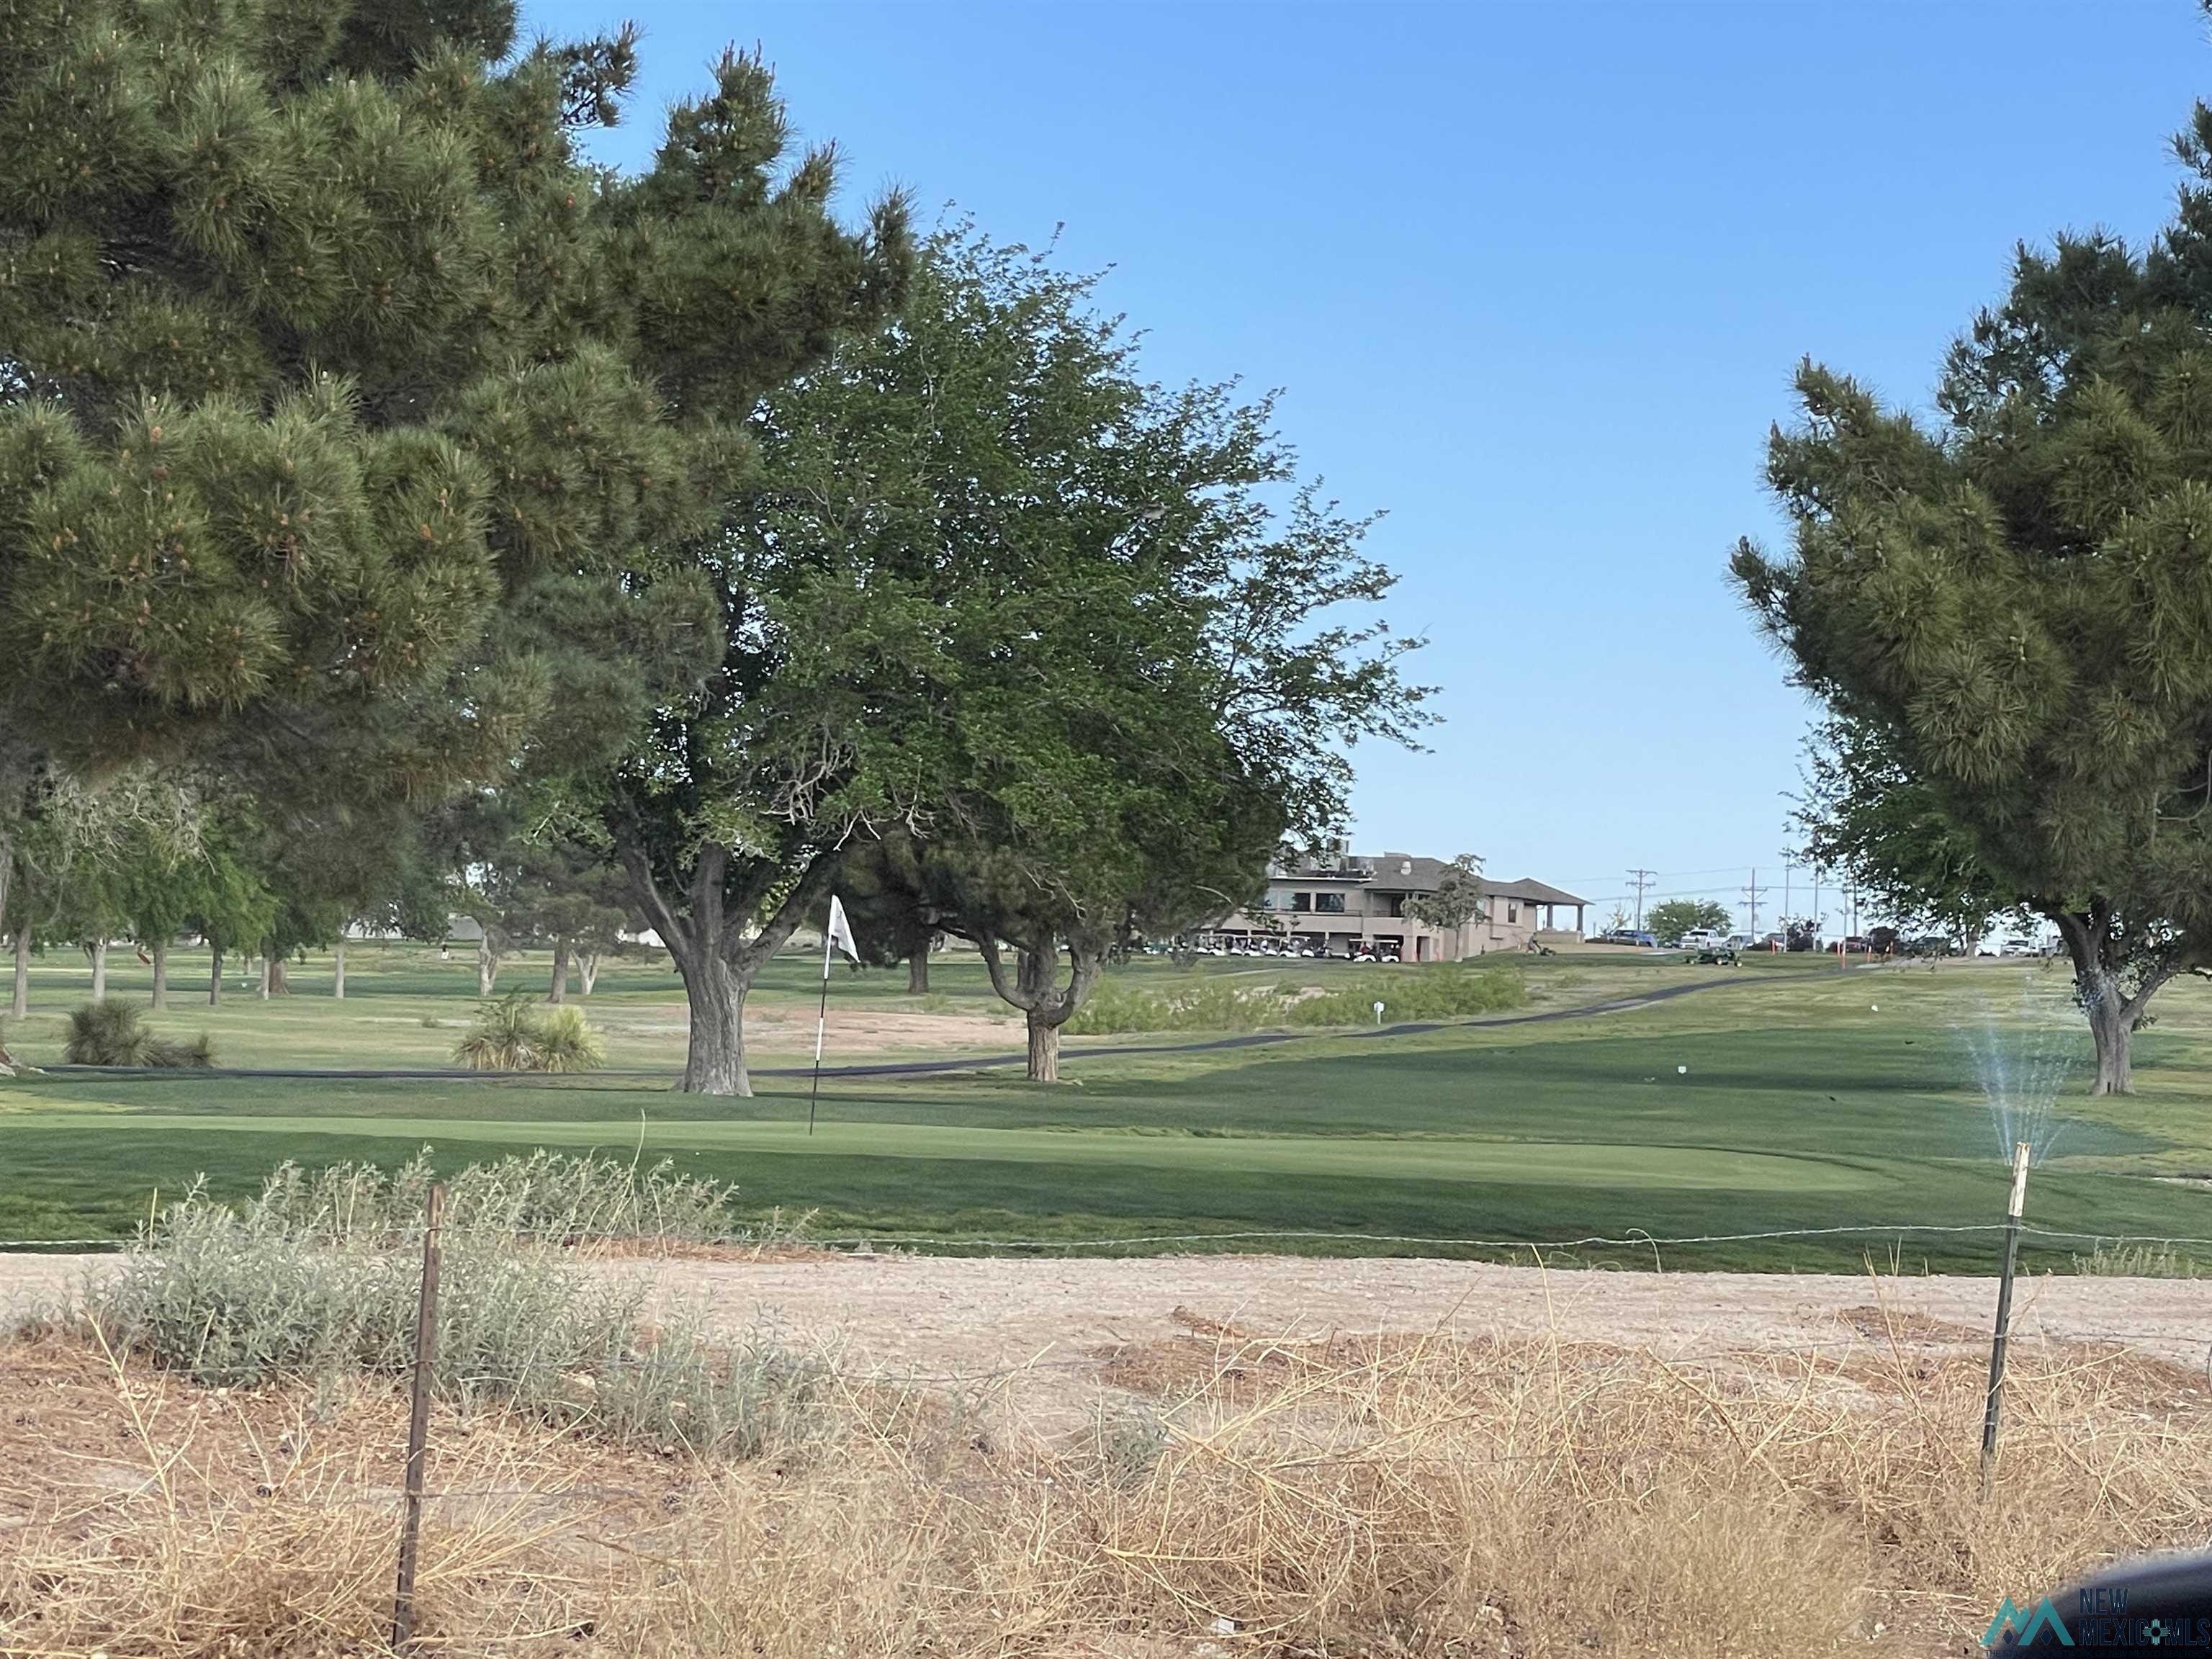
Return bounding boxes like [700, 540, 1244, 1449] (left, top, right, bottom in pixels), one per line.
[3, 942, 2210, 1269]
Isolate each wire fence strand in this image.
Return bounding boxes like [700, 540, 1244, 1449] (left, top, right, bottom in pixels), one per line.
[8, 1218, 2212, 1256]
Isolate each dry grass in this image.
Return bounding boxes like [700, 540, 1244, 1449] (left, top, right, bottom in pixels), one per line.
[0, 1325, 692, 1656]
[4, 1284, 2211, 1658]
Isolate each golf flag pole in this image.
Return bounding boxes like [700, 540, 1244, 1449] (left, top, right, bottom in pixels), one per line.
[809, 895, 859, 1136]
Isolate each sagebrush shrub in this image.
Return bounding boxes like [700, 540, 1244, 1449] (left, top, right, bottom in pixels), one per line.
[86, 1161, 815, 1460]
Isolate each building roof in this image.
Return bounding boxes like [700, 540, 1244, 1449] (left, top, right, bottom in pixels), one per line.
[1480, 877, 1588, 907]
[1280, 853, 1586, 908]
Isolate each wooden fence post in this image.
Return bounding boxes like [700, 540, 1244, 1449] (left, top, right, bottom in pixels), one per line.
[1979, 1141, 2031, 1499]
[392, 1182, 444, 1648]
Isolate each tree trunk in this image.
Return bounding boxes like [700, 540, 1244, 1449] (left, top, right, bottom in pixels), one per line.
[150, 940, 168, 1010]
[89, 939, 107, 1002]
[209, 947, 223, 1007]
[549, 940, 570, 1004]
[971, 934, 1100, 1084]
[578, 953, 599, 997]
[477, 935, 498, 997]
[908, 950, 930, 995]
[333, 939, 346, 999]
[2086, 982, 2133, 1095]
[2051, 909, 2157, 1097]
[678, 953, 751, 1096]
[11, 925, 29, 1020]
[1027, 1009, 1059, 1083]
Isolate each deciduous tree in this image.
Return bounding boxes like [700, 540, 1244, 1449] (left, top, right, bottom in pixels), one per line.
[1406, 853, 1486, 938]
[1645, 898, 1730, 945]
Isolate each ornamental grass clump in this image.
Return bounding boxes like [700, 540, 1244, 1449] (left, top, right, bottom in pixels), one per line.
[63, 999, 215, 1067]
[452, 992, 606, 1071]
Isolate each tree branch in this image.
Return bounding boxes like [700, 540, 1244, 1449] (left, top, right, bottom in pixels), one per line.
[614, 834, 691, 964]
[730, 851, 842, 976]
[971, 928, 1039, 1012]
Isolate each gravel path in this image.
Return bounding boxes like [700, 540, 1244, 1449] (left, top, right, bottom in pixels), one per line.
[11, 1249, 2208, 1394]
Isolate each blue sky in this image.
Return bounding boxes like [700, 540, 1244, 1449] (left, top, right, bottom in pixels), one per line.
[539, 0, 2207, 930]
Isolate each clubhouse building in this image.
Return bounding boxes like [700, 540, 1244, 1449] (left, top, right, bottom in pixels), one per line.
[1205, 851, 1588, 962]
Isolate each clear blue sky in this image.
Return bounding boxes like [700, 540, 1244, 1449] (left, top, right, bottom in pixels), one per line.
[538, 0, 2207, 930]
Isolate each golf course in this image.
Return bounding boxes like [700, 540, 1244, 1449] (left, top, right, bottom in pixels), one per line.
[3, 943, 2208, 1271]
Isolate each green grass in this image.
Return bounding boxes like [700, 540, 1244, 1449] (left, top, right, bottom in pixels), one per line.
[3, 942, 2210, 1270]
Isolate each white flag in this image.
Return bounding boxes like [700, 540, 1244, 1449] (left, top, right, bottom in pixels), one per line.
[825, 894, 860, 963]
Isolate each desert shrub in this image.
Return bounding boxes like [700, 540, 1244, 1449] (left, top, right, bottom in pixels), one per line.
[251, 1148, 747, 1246]
[62, 1000, 215, 1067]
[86, 1174, 816, 1459]
[452, 992, 605, 1071]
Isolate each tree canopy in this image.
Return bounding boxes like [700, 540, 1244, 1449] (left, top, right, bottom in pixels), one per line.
[1733, 86, 2212, 1089]
[0, 0, 903, 817]
[1645, 898, 1730, 945]
[1406, 854, 1485, 936]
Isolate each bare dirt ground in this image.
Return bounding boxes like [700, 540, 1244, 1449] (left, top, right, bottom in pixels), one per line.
[591, 999, 1017, 1055]
[10, 1249, 2208, 1419]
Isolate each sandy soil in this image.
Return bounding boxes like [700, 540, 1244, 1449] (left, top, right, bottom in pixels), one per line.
[10, 1250, 2208, 1411]
[593, 1001, 1017, 1054]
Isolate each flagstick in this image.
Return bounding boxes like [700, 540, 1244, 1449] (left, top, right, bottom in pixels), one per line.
[807, 925, 832, 1137]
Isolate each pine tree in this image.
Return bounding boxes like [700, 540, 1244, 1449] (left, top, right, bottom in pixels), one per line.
[0, 3, 904, 818]
[1735, 56, 2212, 1090]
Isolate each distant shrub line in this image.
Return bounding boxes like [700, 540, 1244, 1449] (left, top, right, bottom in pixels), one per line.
[1067, 966, 1524, 1035]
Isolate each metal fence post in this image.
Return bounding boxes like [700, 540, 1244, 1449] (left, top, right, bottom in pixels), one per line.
[392, 1182, 444, 1647]
[1979, 1142, 2031, 1499]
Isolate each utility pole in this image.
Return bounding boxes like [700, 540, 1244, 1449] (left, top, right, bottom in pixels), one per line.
[1627, 868, 1657, 930]
[1741, 868, 1769, 938]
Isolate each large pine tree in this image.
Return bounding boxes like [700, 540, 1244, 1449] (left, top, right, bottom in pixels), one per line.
[0, 0, 905, 832]
[1735, 53, 2212, 1091]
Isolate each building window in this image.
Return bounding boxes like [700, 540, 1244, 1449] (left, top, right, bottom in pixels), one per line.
[1315, 892, 1346, 914]
[1290, 892, 1312, 912]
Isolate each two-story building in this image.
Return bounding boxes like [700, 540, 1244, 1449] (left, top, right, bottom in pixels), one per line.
[1205, 853, 1588, 961]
